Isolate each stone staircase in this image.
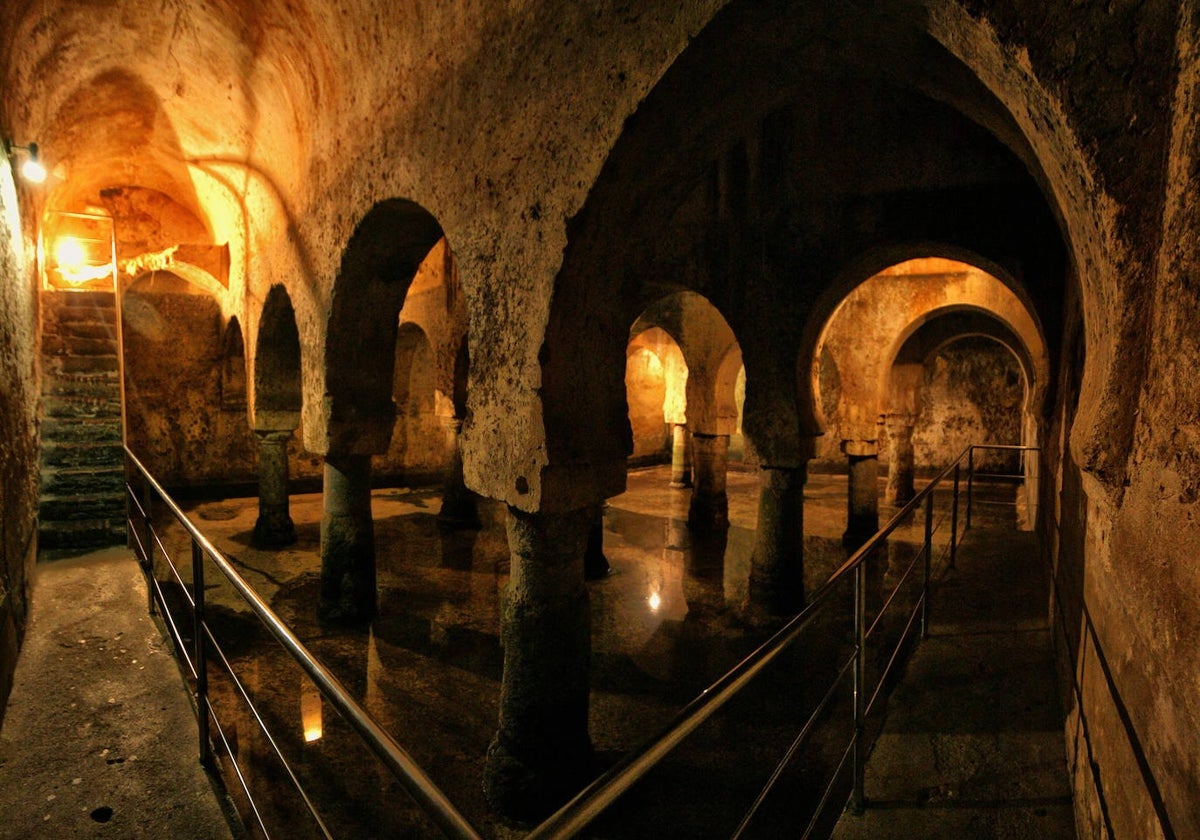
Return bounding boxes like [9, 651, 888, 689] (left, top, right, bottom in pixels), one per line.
[38, 290, 127, 551]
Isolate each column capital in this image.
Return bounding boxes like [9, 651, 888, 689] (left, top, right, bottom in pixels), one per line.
[841, 439, 879, 458]
[254, 428, 294, 444]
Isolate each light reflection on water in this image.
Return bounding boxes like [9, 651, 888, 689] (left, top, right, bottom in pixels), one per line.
[154, 468, 954, 838]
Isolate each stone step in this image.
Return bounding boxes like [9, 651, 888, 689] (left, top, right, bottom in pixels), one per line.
[40, 467, 126, 497]
[38, 492, 127, 523]
[45, 372, 121, 400]
[37, 518, 126, 552]
[42, 321, 117, 342]
[41, 416, 123, 445]
[41, 441, 125, 469]
[43, 355, 120, 376]
[42, 291, 117, 317]
[41, 334, 120, 357]
[42, 393, 122, 418]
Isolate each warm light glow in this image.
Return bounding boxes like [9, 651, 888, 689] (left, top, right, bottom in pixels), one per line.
[20, 158, 46, 184]
[648, 592, 662, 611]
[55, 236, 86, 270]
[52, 235, 112, 285]
[301, 677, 323, 743]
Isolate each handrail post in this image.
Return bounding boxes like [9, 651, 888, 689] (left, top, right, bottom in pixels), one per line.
[965, 446, 975, 530]
[143, 482, 155, 616]
[851, 558, 867, 814]
[949, 463, 960, 570]
[921, 492, 933, 640]
[192, 540, 213, 768]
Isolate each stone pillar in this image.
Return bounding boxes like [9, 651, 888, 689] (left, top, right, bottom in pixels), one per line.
[252, 430, 296, 548]
[688, 433, 730, 531]
[842, 440, 879, 549]
[884, 414, 916, 506]
[484, 506, 593, 820]
[670, 424, 692, 488]
[584, 505, 611, 580]
[320, 454, 376, 622]
[746, 464, 807, 618]
[437, 418, 481, 529]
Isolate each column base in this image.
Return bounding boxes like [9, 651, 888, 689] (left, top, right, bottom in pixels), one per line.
[437, 496, 482, 530]
[252, 512, 296, 549]
[483, 733, 594, 822]
[688, 492, 729, 532]
[584, 509, 610, 580]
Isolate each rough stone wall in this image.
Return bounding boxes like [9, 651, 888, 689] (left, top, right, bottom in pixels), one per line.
[1039, 8, 1200, 838]
[122, 280, 257, 485]
[0, 162, 40, 725]
[814, 260, 1044, 466]
[909, 338, 1023, 472]
[625, 347, 669, 460]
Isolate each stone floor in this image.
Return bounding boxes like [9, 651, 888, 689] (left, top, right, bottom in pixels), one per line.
[0, 547, 236, 839]
[832, 497, 1076, 838]
[0, 464, 1066, 839]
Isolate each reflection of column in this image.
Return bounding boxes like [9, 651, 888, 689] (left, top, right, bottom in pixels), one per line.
[746, 464, 807, 617]
[437, 418, 481, 529]
[688, 433, 730, 531]
[884, 414, 916, 506]
[320, 454, 376, 622]
[484, 507, 593, 820]
[842, 440, 879, 549]
[670, 424, 692, 488]
[584, 505, 610, 580]
[253, 430, 296, 548]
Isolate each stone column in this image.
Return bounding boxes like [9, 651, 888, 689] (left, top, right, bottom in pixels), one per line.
[842, 440, 879, 549]
[484, 506, 593, 820]
[584, 505, 611, 580]
[688, 433, 730, 531]
[320, 454, 376, 622]
[437, 417, 481, 529]
[252, 429, 296, 548]
[670, 424, 693, 488]
[746, 464, 807, 618]
[884, 414, 916, 506]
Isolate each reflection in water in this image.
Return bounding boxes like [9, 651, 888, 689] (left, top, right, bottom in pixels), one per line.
[146, 467, 972, 838]
[300, 676, 323, 743]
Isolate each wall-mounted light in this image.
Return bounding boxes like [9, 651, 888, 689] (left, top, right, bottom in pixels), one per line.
[3, 139, 47, 184]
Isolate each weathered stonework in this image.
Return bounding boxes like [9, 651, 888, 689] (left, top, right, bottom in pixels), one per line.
[0, 1, 1197, 833]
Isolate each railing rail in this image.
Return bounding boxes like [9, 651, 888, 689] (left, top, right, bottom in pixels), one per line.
[123, 446, 483, 840]
[529, 443, 1039, 839]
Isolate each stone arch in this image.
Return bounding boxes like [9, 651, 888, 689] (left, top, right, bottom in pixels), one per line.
[632, 291, 743, 440]
[802, 247, 1052, 442]
[254, 283, 302, 431]
[324, 198, 444, 456]
[886, 307, 1037, 419]
[220, 316, 247, 412]
[809, 256, 1049, 448]
[624, 328, 685, 462]
[543, 2, 1084, 509]
[394, 322, 437, 418]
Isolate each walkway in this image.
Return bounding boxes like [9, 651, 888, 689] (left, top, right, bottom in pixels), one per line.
[0, 547, 235, 839]
[833, 510, 1077, 839]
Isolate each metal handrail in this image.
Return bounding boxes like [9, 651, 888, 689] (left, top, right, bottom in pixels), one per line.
[123, 446, 482, 840]
[530, 442, 1039, 839]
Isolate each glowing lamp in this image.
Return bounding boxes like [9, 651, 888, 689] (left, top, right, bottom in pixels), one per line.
[648, 592, 662, 612]
[41, 211, 117, 291]
[3, 139, 46, 184]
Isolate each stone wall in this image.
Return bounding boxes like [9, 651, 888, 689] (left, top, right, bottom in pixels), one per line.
[122, 276, 258, 485]
[910, 338, 1023, 472]
[0, 163, 40, 725]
